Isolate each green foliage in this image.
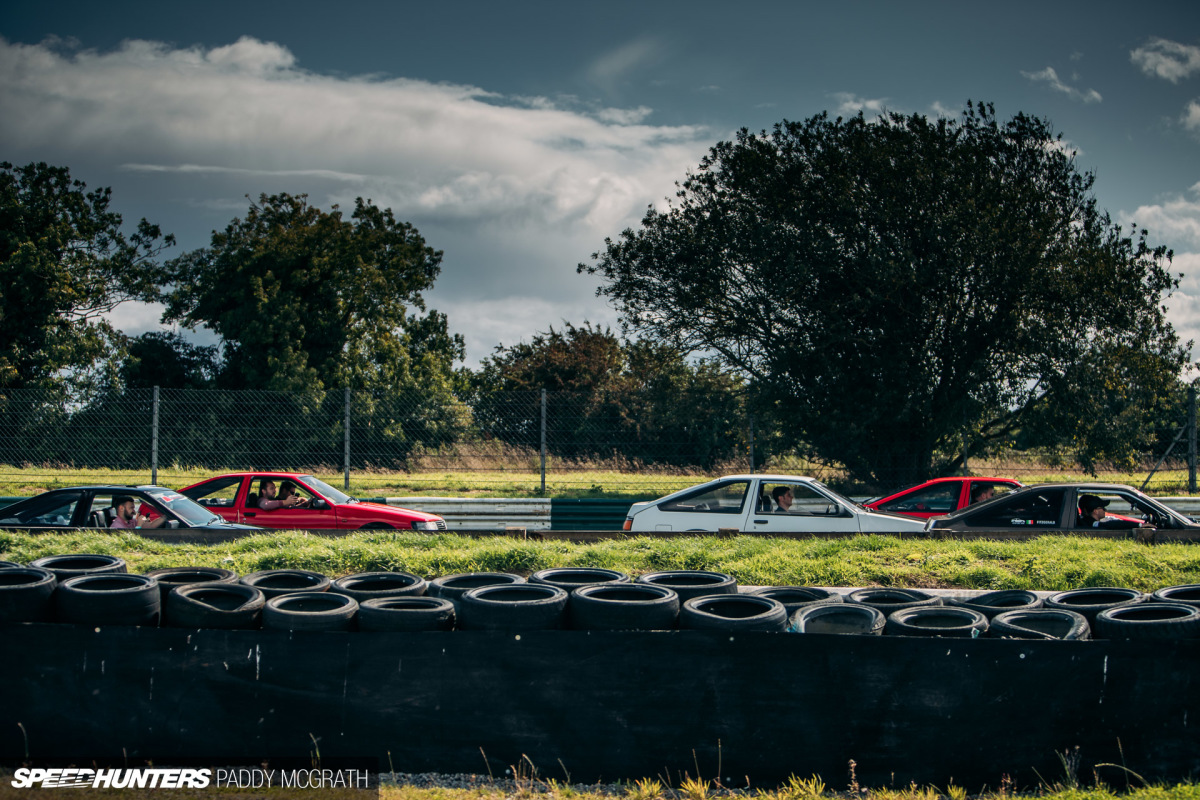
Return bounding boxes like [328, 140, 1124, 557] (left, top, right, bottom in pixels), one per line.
[581, 102, 1189, 488]
[0, 161, 174, 393]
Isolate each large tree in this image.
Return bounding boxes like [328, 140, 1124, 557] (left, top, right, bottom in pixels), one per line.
[580, 103, 1190, 488]
[160, 192, 463, 396]
[0, 161, 173, 393]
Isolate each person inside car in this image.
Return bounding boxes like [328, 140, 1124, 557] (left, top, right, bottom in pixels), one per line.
[970, 484, 995, 505]
[109, 496, 166, 529]
[278, 480, 311, 509]
[772, 486, 794, 512]
[1078, 494, 1153, 530]
[258, 480, 301, 511]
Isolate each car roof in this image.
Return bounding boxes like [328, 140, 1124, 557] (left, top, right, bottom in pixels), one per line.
[715, 474, 822, 482]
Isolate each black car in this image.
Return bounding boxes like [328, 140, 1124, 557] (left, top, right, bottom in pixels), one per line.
[0, 485, 262, 530]
[924, 482, 1199, 532]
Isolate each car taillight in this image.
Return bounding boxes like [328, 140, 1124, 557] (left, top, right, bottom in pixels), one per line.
[623, 518, 632, 531]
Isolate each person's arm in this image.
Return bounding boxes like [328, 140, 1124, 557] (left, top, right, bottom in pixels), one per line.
[259, 498, 284, 510]
[138, 513, 167, 529]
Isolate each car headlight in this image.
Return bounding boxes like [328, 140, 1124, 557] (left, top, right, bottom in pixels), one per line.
[411, 520, 441, 531]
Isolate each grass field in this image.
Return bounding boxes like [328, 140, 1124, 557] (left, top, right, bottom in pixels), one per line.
[3, 530, 1198, 591]
[0, 459, 1196, 499]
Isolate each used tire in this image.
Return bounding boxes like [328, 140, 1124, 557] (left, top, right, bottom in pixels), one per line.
[530, 567, 630, 591]
[428, 572, 526, 602]
[847, 587, 942, 614]
[332, 571, 428, 601]
[358, 597, 456, 631]
[634, 570, 737, 603]
[1045, 587, 1144, 624]
[263, 592, 358, 631]
[1151, 584, 1200, 608]
[165, 583, 265, 630]
[886, 606, 989, 638]
[681, 594, 788, 632]
[56, 573, 161, 627]
[790, 604, 885, 635]
[947, 589, 1042, 618]
[0, 567, 57, 622]
[458, 584, 568, 631]
[1094, 602, 1200, 640]
[751, 586, 843, 615]
[240, 569, 331, 599]
[990, 609, 1090, 640]
[569, 584, 680, 631]
[0, 560, 22, 570]
[145, 567, 238, 600]
[30, 554, 127, 580]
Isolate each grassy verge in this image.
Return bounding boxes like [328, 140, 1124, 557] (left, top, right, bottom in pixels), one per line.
[2, 531, 1198, 591]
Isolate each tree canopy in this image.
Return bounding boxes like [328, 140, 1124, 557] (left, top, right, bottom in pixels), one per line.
[0, 161, 174, 393]
[160, 193, 463, 396]
[581, 103, 1190, 488]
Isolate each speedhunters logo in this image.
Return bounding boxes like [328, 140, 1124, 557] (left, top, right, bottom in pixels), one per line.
[11, 768, 211, 789]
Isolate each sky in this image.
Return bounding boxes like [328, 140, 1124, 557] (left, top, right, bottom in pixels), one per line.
[3, 1, 1200, 367]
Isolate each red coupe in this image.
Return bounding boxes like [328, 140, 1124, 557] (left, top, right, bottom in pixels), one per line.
[178, 472, 447, 531]
[864, 477, 1023, 519]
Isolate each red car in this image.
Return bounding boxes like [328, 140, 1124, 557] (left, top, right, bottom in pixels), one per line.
[178, 472, 447, 531]
[864, 477, 1023, 519]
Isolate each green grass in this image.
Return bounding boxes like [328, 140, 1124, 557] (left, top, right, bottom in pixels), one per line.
[3, 530, 1198, 591]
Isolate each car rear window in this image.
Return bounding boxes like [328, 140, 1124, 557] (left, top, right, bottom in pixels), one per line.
[660, 481, 749, 514]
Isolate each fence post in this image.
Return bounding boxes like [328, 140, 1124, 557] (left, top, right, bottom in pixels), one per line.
[344, 387, 351, 492]
[151, 386, 160, 485]
[748, 413, 755, 473]
[1190, 385, 1197, 494]
[540, 389, 547, 495]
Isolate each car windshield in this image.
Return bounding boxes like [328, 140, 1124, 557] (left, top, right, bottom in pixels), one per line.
[146, 489, 223, 526]
[298, 476, 353, 504]
[810, 481, 854, 508]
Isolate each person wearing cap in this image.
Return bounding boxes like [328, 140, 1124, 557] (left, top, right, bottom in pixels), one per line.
[1078, 494, 1151, 530]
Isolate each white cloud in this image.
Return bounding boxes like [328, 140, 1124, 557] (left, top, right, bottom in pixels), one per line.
[929, 101, 957, 118]
[831, 92, 890, 117]
[1120, 183, 1200, 249]
[1183, 100, 1200, 134]
[586, 38, 661, 93]
[595, 106, 654, 125]
[1131, 38, 1200, 83]
[1020, 67, 1102, 103]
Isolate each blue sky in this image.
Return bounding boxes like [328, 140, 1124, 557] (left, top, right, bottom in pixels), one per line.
[3, 1, 1200, 365]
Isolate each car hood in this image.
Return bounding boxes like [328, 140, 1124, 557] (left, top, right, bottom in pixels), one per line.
[351, 501, 443, 522]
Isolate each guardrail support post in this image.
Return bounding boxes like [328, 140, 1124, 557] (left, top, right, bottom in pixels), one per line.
[748, 413, 755, 473]
[1189, 385, 1196, 494]
[540, 389, 547, 495]
[344, 387, 351, 492]
[151, 386, 160, 485]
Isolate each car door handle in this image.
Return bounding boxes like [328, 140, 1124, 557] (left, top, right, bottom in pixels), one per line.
[753, 519, 768, 524]
[244, 512, 256, 518]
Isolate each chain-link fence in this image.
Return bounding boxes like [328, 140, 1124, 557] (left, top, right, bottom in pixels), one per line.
[0, 386, 1195, 495]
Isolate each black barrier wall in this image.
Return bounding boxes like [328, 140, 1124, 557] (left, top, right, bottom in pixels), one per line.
[1, 624, 1197, 789]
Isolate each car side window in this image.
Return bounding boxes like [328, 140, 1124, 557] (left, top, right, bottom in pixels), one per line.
[966, 488, 1066, 528]
[660, 481, 749, 514]
[182, 477, 243, 508]
[761, 483, 842, 515]
[0, 492, 83, 526]
[879, 484, 959, 514]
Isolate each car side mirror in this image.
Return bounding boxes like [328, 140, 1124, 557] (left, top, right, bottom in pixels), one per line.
[311, 498, 328, 510]
[167, 520, 180, 529]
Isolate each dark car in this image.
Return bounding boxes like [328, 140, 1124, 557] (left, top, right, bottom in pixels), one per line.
[0, 485, 261, 531]
[924, 483, 1197, 532]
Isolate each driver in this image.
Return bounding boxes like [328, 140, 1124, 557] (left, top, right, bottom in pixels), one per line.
[772, 486, 794, 512]
[109, 496, 167, 529]
[258, 480, 302, 511]
[1078, 494, 1154, 531]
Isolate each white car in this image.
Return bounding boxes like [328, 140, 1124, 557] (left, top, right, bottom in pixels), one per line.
[624, 474, 928, 534]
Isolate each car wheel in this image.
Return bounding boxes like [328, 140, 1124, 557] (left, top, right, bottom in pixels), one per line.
[358, 597, 456, 631]
[262, 592, 358, 631]
[165, 584, 265, 630]
[680, 594, 788, 632]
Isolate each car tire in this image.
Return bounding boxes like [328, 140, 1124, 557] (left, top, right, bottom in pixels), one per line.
[750, 586, 843, 616]
[886, 606, 989, 638]
[165, 583, 266, 630]
[1044, 587, 1145, 624]
[0, 567, 57, 622]
[790, 604, 886, 635]
[262, 592, 359, 632]
[0, 560, 22, 570]
[1151, 584, 1200, 608]
[144, 567, 238, 600]
[569, 584, 680, 631]
[530, 567, 630, 592]
[332, 571, 428, 601]
[989, 609, 1090, 640]
[847, 587, 942, 614]
[457, 584, 568, 631]
[634, 570, 737, 603]
[358, 597, 456, 631]
[56, 573, 161, 627]
[1093, 602, 1200, 640]
[428, 572, 526, 602]
[29, 554, 127, 580]
[946, 589, 1041, 618]
[680, 594, 788, 632]
[240, 569, 331, 599]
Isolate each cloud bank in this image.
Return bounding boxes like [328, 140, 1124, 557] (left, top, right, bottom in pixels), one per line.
[1131, 38, 1200, 83]
[1020, 67, 1102, 103]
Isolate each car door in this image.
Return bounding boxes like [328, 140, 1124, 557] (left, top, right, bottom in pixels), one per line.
[178, 476, 245, 523]
[0, 491, 84, 528]
[950, 486, 1070, 530]
[749, 480, 860, 533]
[241, 476, 339, 529]
[874, 482, 962, 519]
